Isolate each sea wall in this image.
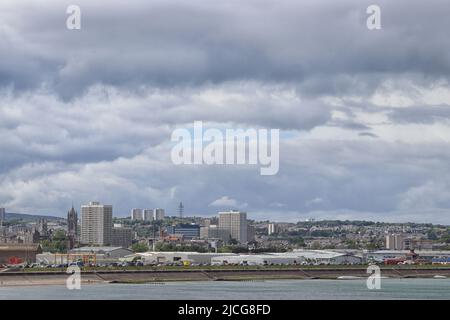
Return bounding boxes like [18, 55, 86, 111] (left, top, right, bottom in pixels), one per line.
[1, 267, 450, 286]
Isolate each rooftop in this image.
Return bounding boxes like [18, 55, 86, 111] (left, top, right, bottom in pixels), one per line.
[70, 246, 130, 253]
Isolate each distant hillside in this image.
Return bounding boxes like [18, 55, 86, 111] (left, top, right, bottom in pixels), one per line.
[4, 212, 63, 222]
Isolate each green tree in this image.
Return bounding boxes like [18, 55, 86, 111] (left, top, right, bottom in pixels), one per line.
[41, 230, 68, 253]
[132, 243, 149, 252]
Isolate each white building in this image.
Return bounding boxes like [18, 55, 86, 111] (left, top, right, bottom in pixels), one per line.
[291, 250, 363, 265]
[211, 254, 304, 266]
[267, 223, 277, 235]
[81, 202, 113, 246]
[154, 208, 165, 221]
[131, 208, 143, 221]
[218, 210, 247, 243]
[136, 251, 237, 265]
[211, 251, 362, 266]
[386, 234, 405, 250]
[143, 209, 154, 221]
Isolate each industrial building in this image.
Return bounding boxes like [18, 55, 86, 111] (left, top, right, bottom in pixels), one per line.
[132, 250, 363, 266]
[290, 250, 363, 265]
[35, 246, 135, 265]
[0, 243, 42, 264]
[70, 246, 133, 258]
[211, 254, 304, 266]
[211, 251, 362, 266]
[367, 250, 450, 264]
[135, 251, 237, 265]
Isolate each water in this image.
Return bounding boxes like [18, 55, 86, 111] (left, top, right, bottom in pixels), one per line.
[0, 279, 449, 300]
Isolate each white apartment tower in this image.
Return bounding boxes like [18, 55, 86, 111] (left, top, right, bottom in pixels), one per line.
[218, 210, 248, 243]
[154, 208, 165, 221]
[268, 223, 277, 235]
[143, 209, 154, 221]
[81, 202, 113, 246]
[386, 234, 405, 250]
[131, 208, 143, 221]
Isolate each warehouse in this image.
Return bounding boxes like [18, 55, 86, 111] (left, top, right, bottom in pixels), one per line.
[136, 252, 237, 265]
[210, 251, 362, 266]
[69, 246, 133, 259]
[367, 250, 450, 264]
[36, 246, 134, 265]
[0, 244, 42, 265]
[291, 250, 363, 265]
[211, 254, 304, 266]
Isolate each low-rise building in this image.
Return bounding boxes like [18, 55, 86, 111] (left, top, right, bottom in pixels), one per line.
[0, 243, 43, 264]
[70, 246, 133, 259]
[136, 251, 237, 265]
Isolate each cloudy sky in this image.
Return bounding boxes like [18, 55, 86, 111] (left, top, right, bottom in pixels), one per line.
[1, 0, 450, 223]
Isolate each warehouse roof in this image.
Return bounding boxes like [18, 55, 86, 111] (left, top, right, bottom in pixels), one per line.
[70, 246, 132, 253]
[0, 243, 42, 252]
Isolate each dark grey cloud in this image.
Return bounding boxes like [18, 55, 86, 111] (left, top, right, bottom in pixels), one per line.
[358, 132, 378, 138]
[388, 105, 450, 124]
[1, 0, 450, 223]
[1, 0, 450, 98]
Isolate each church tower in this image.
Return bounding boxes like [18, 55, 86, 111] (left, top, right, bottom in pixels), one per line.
[67, 205, 78, 249]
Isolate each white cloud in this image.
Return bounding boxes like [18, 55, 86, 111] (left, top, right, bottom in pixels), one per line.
[209, 196, 248, 209]
[1, 0, 450, 224]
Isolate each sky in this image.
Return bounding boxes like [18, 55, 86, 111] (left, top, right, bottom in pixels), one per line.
[1, 0, 450, 223]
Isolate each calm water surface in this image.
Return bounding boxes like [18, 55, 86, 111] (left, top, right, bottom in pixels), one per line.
[0, 279, 449, 300]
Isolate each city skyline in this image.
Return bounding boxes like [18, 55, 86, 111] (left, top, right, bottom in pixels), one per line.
[2, 0, 450, 224]
[2, 204, 450, 227]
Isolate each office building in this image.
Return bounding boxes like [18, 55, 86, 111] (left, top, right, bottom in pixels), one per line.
[112, 227, 133, 248]
[81, 202, 113, 246]
[218, 211, 248, 243]
[166, 224, 200, 239]
[131, 208, 143, 221]
[200, 225, 231, 242]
